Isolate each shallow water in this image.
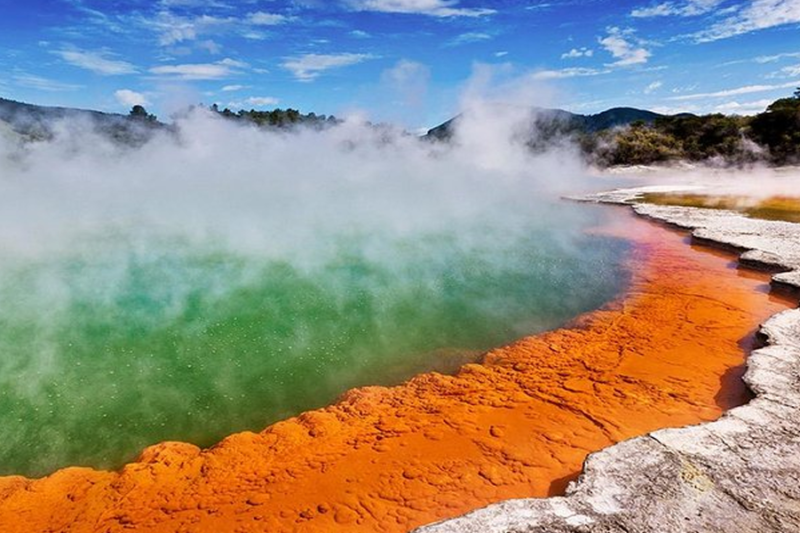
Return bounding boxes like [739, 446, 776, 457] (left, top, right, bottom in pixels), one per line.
[0, 202, 629, 476]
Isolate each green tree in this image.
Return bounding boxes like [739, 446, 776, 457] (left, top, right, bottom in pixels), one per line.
[129, 105, 157, 122]
[750, 90, 800, 164]
[594, 126, 682, 166]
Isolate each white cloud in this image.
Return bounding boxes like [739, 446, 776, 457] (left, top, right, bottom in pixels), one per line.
[245, 96, 280, 106]
[149, 58, 246, 80]
[447, 32, 493, 46]
[650, 104, 702, 114]
[55, 49, 137, 75]
[144, 7, 295, 49]
[217, 58, 248, 68]
[221, 84, 246, 91]
[671, 84, 698, 93]
[345, 0, 495, 17]
[599, 27, 651, 66]
[241, 31, 268, 41]
[142, 8, 292, 49]
[247, 12, 291, 25]
[13, 74, 82, 92]
[631, 0, 723, 17]
[644, 81, 663, 94]
[153, 12, 234, 46]
[382, 59, 430, 85]
[713, 98, 773, 114]
[495, 51, 509, 57]
[631, 3, 675, 16]
[380, 59, 431, 109]
[780, 64, 800, 76]
[228, 96, 280, 108]
[350, 30, 371, 38]
[198, 40, 222, 54]
[561, 47, 594, 59]
[668, 80, 800, 100]
[114, 89, 150, 108]
[755, 51, 800, 63]
[159, 0, 230, 7]
[150, 64, 232, 80]
[629, 96, 777, 116]
[695, 0, 800, 42]
[282, 53, 375, 82]
[532, 67, 609, 80]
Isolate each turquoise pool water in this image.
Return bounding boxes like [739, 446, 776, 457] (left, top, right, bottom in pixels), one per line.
[0, 200, 629, 477]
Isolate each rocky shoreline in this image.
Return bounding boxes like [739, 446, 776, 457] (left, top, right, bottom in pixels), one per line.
[417, 188, 800, 533]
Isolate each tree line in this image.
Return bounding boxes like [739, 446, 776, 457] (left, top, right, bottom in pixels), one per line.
[129, 103, 340, 130]
[583, 89, 800, 167]
[127, 88, 800, 167]
[208, 104, 340, 129]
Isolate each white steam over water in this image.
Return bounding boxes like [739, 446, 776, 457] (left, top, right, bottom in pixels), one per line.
[0, 106, 588, 260]
[0, 103, 632, 476]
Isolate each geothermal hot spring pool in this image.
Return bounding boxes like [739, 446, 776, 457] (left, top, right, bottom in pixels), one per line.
[0, 112, 630, 477]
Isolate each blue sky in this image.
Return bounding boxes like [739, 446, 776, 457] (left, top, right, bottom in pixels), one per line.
[1, 0, 799, 128]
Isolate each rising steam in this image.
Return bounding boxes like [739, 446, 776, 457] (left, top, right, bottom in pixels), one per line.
[0, 95, 630, 476]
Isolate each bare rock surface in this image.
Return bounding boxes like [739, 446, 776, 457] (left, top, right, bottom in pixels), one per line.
[416, 187, 800, 533]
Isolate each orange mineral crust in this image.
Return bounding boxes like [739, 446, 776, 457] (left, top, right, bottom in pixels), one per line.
[0, 209, 795, 533]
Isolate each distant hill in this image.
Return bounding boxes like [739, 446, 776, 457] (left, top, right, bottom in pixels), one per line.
[3, 91, 798, 166]
[579, 107, 664, 132]
[425, 106, 666, 141]
[0, 97, 341, 143]
[0, 97, 164, 144]
[420, 98, 800, 166]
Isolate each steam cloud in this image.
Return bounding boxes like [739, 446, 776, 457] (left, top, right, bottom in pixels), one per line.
[0, 105, 588, 258]
[0, 98, 629, 476]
